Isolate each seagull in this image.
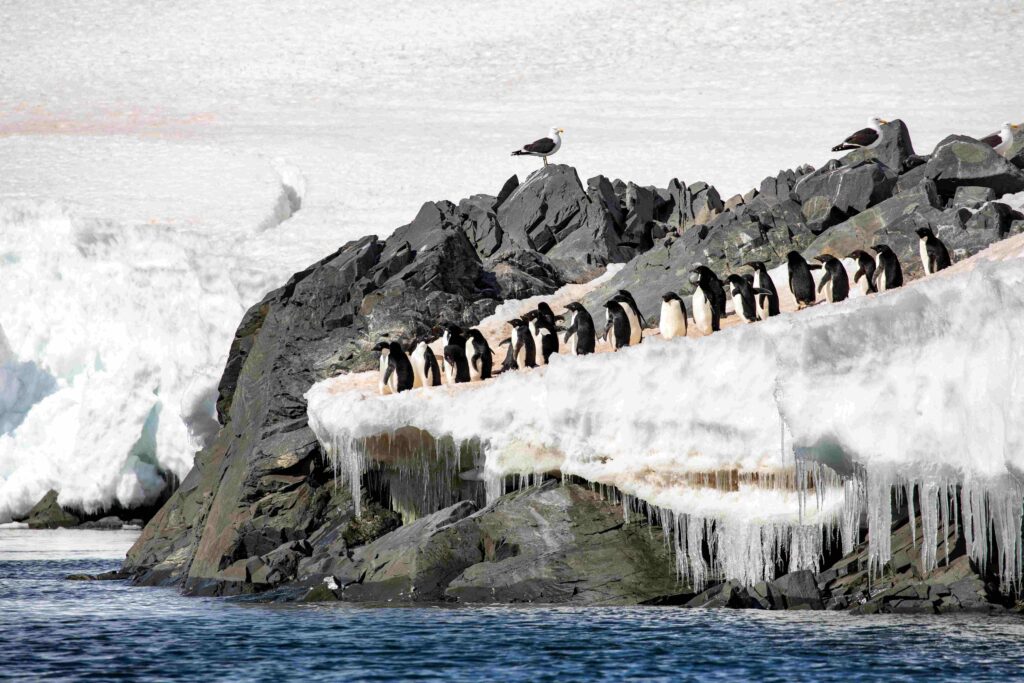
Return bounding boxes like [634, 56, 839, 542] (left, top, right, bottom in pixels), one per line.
[511, 127, 564, 166]
[831, 117, 888, 152]
[979, 122, 1019, 157]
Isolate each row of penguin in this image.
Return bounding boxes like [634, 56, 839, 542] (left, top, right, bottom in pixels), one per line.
[374, 228, 952, 394]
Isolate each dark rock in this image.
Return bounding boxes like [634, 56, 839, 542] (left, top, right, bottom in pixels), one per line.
[24, 490, 80, 529]
[838, 119, 916, 172]
[445, 482, 681, 604]
[79, 516, 124, 530]
[493, 174, 519, 210]
[622, 183, 656, 251]
[923, 135, 1024, 199]
[895, 164, 929, 195]
[770, 570, 823, 609]
[794, 160, 898, 233]
[952, 185, 996, 209]
[587, 175, 625, 229]
[341, 506, 402, 548]
[66, 569, 131, 581]
[497, 164, 593, 253]
[685, 582, 750, 609]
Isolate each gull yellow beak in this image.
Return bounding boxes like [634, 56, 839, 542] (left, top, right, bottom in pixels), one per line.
[558, 128, 565, 133]
[880, 119, 890, 125]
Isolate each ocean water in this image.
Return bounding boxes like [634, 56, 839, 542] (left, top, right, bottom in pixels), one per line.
[2, 533, 1024, 682]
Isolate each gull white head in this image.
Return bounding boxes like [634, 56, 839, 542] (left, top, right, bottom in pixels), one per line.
[869, 116, 889, 130]
[549, 127, 564, 138]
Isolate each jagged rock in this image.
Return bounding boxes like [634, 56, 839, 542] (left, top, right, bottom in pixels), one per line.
[622, 183, 656, 251]
[770, 570, 823, 609]
[458, 196, 504, 258]
[802, 180, 942, 271]
[684, 582, 752, 609]
[952, 185, 996, 209]
[923, 135, 1024, 198]
[895, 163, 929, 195]
[444, 483, 681, 604]
[837, 119, 916, 172]
[493, 174, 519, 209]
[587, 175, 625, 228]
[663, 179, 724, 229]
[794, 159, 898, 233]
[24, 490, 80, 529]
[497, 164, 594, 253]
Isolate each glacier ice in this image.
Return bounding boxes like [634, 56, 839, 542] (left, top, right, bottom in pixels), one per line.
[309, 254, 1024, 590]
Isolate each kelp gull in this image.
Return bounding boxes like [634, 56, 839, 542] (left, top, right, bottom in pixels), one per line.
[831, 117, 888, 152]
[511, 127, 563, 166]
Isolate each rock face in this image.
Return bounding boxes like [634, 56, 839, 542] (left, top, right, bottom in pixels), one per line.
[122, 165, 658, 594]
[924, 135, 1024, 199]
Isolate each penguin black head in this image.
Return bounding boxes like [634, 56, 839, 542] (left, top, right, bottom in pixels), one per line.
[373, 340, 389, 353]
[915, 227, 935, 239]
[847, 249, 868, 260]
[725, 273, 746, 287]
[616, 289, 638, 303]
[536, 302, 555, 318]
[689, 265, 717, 285]
[565, 302, 585, 313]
[871, 243, 891, 254]
[603, 300, 622, 312]
[785, 250, 806, 264]
[743, 260, 766, 272]
[661, 291, 682, 303]
[508, 317, 526, 328]
[815, 254, 837, 265]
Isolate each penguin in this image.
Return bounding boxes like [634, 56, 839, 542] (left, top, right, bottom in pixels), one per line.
[499, 318, 537, 371]
[724, 274, 767, 323]
[558, 302, 596, 355]
[786, 251, 820, 309]
[609, 294, 644, 345]
[441, 323, 466, 350]
[524, 306, 559, 364]
[374, 341, 414, 395]
[442, 344, 471, 384]
[616, 289, 649, 337]
[688, 267, 721, 335]
[463, 328, 493, 381]
[915, 227, 951, 275]
[659, 292, 688, 339]
[602, 300, 633, 350]
[871, 244, 904, 292]
[847, 250, 877, 295]
[407, 338, 442, 388]
[689, 266, 727, 318]
[743, 261, 780, 320]
[815, 255, 850, 304]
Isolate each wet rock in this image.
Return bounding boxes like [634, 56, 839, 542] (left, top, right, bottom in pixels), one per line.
[79, 516, 124, 530]
[770, 570, 823, 610]
[24, 490, 80, 529]
[923, 135, 1024, 199]
[445, 482, 681, 605]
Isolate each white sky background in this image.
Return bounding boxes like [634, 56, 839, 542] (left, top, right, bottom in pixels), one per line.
[0, 0, 1021, 518]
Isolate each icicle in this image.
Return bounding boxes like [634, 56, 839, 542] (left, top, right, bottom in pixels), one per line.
[919, 480, 937, 575]
[940, 482, 950, 568]
[866, 468, 893, 577]
[906, 481, 916, 549]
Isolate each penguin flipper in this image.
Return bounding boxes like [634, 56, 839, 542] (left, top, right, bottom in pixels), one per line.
[382, 364, 395, 388]
[817, 270, 832, 293]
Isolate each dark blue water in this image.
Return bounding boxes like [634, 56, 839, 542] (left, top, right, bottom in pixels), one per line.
[4, 557, 1024, 682]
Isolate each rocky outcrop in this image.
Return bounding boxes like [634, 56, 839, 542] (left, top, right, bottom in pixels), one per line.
[122, 145, 1024, 608]
[923, 135, 1024, 199]
[23, 490, 80, 529]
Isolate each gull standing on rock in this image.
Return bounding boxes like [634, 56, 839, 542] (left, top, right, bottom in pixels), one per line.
[831, 117, 888, 152]
[511, 127, 564, 166]
[979, 122, 1019, 157]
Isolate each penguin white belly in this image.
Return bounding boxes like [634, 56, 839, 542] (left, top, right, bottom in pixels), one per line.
[409, 345, 426, 388]
[378, 351, 393, 395]
[731, 292, 749, 322]
[875, 255, 886, 292]
[692, 289, 712, 335]
[919, 239, 931, 275]
[528, 321, 546, 366]
[859, 275, 871, 296]
[823, 279, 834, 303]
[466, 339, 480, 381]
[566, 312, 578, 355]
[444, 360, 458, 385]
[621, 305, 641, 345]
[659, 301, 687, 339]
[513, 330, 527, 368]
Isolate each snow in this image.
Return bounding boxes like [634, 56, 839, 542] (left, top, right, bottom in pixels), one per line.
[307, 249, 1024, 589]
[3, 0, 1024, 520]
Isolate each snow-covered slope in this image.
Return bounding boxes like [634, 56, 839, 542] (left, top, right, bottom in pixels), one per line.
[3, 0, 1023, 519]
[307, 243, 1024, 589]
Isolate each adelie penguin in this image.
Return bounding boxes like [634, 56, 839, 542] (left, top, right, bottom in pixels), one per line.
[602, 300, 633, 350]
[743, 261, 780, 320]
[815, 255, 850, 303]
[786, 251, 821, 310]
[442, 344, 471, 384]
[871, 244, 903, 292]
[407, 338, 442, 388]
[499, 318, 537, 371]
[689, 266, 727, 318]
[659, 292, 687, 339]
[724, 274, 769, 323]
[847, 250, 877, 295]
[608, 293, 644, 346]
[374, 341, 414, 395]
[688, 267, 722, 335]
[614, 289, 647, 344]
[558, 302, 596, 355]
[465, 328, 493, 380]
[524, 305, 559, 364]
[915, 227, 951, 275]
